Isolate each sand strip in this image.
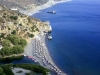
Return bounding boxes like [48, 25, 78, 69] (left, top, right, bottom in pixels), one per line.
[24, 33, 67, 75]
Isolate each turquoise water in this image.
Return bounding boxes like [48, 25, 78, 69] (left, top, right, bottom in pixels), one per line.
[33, 0, 100, 75]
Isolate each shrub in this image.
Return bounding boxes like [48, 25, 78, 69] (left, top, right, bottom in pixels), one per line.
[10, 16, 18, 20]
[0, 33, 5, 38]
[11, 30, 16, 35]
[29, 34, 34, 38]
[8, 28, 11, 30]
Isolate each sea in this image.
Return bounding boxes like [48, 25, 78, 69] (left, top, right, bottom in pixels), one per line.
[32, 0, 100, 75]
[0, 56, 39, 64]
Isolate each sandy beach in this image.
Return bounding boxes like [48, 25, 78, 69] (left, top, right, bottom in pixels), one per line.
[23, 0, 72, 75]
[24, 33, 67, 75]
[19, 0, 71, 16]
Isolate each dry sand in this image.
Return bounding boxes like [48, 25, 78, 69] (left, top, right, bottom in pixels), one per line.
[24, 34, 67, 75]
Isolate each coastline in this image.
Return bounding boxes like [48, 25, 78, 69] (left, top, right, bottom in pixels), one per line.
[21, 0, 100, 75]
[19, 0, 71, 16]
[24, 34, 67, 75]
[23, 0, 72, 75]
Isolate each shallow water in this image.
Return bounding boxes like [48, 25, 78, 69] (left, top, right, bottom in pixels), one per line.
[33, 0, 100, 75]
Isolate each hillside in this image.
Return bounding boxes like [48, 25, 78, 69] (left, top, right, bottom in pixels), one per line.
[0, 5, 51, 58]
[0, 5, 51, 42]
[7, 0, 48, 5]
[0, 0, 48, 9]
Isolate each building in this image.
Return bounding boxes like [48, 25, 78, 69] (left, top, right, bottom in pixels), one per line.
[10, 7, 18, 11]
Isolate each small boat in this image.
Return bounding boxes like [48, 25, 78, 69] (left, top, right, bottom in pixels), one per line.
[47, 10, 56, 14]
[48, 35, 52, 40]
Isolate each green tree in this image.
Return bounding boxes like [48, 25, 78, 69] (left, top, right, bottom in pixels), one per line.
[1, 66, 14, 75]
[0, 47, 12, 56]
[29, 34, 34, 38]
[11, 30, 16, 35]
[0, 67, 3, 74]
[2, 40, 11, 47]
[7, 34, 18, 44]
[19, 39, 27, 47]
[10, 16, 18, 20]
[36, 28, 39, 31]
[12, 45, 24, 54]
[13, 39, 20, 45]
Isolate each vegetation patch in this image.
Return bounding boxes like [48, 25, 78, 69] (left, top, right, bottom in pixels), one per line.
[0, 33, 5, 38]
[29, 34, 34, 38]
[0, 64, 49, 75]
[0, 55, 24, 62]
[10, 16, 18, 20]
[0, 66, 14, 75]
[0, 67, 6, 75]
[0, 34, 27, 57]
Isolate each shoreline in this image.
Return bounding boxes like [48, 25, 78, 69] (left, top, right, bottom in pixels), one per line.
[23, 0, 72, 75]
[19, 0, 71, 16]
[24, 34, 67, 75]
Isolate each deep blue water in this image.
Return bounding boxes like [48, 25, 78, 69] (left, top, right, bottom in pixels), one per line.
[32, 0, 100, 75]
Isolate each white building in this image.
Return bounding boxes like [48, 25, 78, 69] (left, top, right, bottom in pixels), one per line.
[10, 7, 18, 11]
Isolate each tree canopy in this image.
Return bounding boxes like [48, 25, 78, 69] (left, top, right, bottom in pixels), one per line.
[2, 40, 11, 47]
[0, 34, 27, 57]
